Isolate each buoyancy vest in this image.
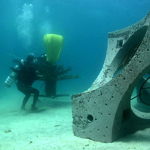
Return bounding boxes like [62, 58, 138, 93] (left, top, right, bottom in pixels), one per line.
[13, 59, 37, 86]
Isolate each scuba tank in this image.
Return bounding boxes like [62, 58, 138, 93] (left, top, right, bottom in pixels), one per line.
[5, 72, 17, 87]
[5, 65, 20, 88]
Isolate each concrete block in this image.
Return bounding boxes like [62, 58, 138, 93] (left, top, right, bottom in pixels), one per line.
[72, 12, 150, 143]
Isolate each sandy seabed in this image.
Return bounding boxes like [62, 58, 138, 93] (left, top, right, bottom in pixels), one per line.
[1, 93, 150, 150]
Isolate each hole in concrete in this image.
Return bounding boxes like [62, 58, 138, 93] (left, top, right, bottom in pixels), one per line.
[87, 115, 93, 123]
[79, 101, 82, 104]
[131, 73, 150, 119]
[116, 39, 123, 48]
[122, 109, 130, 120]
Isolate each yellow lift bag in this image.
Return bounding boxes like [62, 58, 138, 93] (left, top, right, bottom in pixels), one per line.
[44, 34, 64, 63]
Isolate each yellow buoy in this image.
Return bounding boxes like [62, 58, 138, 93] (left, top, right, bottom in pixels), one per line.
[44, 34, 64, 63]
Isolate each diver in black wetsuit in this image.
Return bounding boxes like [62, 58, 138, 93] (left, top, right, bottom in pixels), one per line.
[17, 53, 43, 110]
[5, 53, 43, 110]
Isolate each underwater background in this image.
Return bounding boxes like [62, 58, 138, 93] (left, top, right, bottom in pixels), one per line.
[1, 1, 150, 149]
[0, 0, 150, 96]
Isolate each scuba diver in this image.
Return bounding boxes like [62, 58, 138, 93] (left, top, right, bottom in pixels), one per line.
[5, 53, 43, 110]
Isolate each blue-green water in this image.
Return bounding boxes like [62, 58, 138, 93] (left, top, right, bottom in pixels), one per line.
[0, 0, 150, 94]
[0, 1, 150, 149]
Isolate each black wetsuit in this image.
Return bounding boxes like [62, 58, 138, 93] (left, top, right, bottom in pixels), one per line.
[15, 60, 40, 110]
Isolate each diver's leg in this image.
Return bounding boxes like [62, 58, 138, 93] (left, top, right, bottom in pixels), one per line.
[21, 94, 30, 110]
[28, 87, 39, 110]
[17, 83, 31, 110]
[18, 85, 39, 110]
[33, 90, 39, 105]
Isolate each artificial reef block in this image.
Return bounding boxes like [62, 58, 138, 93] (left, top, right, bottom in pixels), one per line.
[44, 34, 64, 63]
[72, 12, 150, 143]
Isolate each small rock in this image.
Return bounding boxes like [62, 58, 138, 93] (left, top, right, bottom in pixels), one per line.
[4, 129, 11, 133]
